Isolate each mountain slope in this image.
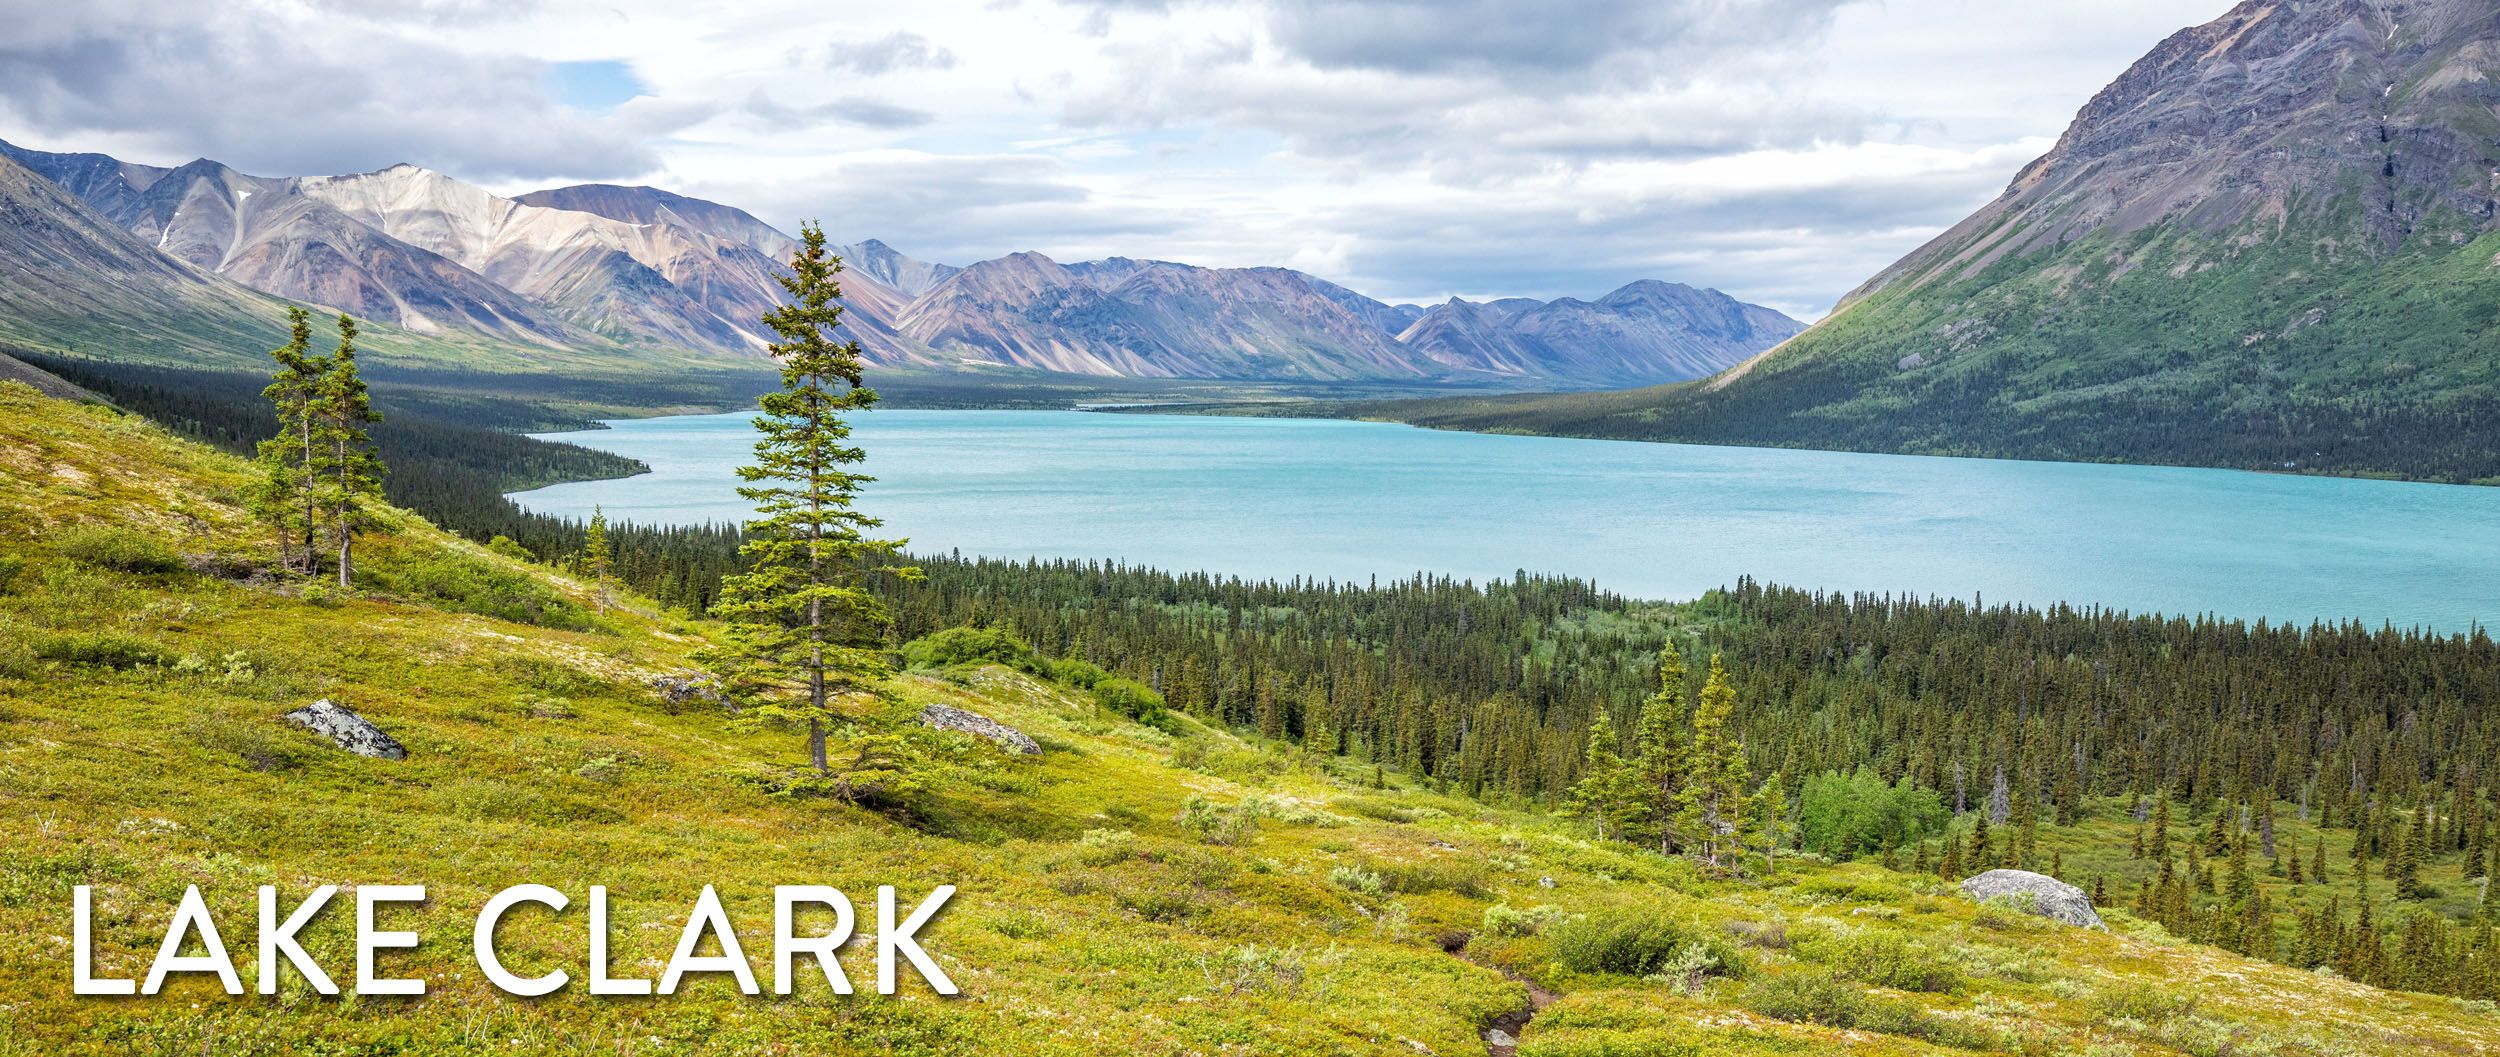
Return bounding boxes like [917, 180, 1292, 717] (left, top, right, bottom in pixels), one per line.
[0, 148, 314, 367]
[0, 145, 584, 347]
[509, 182, 948, 366]
[898, 252, 1437, 381]
[4, 378, 2495, 1055]
[1389, 0, 2500, 482]
[1397, 280, 1805, 386]
[517, 182, 800, 259]
[296, 164, 798, 356]
[7, 140, 1802, 390]
[0, 150, 741, 381]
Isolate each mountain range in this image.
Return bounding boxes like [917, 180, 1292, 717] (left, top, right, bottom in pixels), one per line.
[1376, 0, 2500, 483]
[0, 141, 1798, 389]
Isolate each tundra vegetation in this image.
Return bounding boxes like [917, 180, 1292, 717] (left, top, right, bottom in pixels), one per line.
[4, 377, 2500, 1054]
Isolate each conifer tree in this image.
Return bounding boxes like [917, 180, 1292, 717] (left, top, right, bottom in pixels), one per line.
[2149, 794, 2172, 861]
[2392, 805, 2426, 898]
[702, 223, 919, 785]
[2013, 784, 2039, 867]
[1674, 655, 1750, 868]
[583, 505, 615, 614]
[311, 314, 381, 588]
[1754, 772, 1788, 874]
[1562, 706, 1638, 841]
[1303, 681, 1337, 756]
[1632, 646, 1690, 852]
[248, 307, 325, 573]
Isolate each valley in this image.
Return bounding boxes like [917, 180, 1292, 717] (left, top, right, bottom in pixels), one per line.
[2, 379, 2496, 1055]
[4, 1, 2500, 1051]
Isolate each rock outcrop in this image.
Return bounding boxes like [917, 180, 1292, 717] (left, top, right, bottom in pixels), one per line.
[918, 703, 1041, 755]
[282, 699, 407, 760]
[650, 672, 724, 712]
[1958, 869, 2105, 929]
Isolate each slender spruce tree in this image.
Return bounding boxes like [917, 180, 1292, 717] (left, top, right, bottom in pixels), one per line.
[1632, 646, 1691, 853]
[583, 505, 615, 614]
[1675, 654, 1751, 868]
[1562, 706, 1638, 841]
[703, 223, 919, 785]
[311, 314, 382, 588]
[1754, 771, 1788, 875]
[248, 307, 325, 573]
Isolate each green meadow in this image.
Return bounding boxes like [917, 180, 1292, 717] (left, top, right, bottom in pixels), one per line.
[0, 380, 2495, 1056]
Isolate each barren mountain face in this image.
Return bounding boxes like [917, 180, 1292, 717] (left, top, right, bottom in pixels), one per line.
[1850, 0, 2500, 307]
[3, 142, 1798, 386]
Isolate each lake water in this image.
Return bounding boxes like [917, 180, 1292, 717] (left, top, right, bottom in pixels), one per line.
[509, 410, 2499, 631]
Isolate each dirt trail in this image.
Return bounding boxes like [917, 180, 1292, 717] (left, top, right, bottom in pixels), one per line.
[1440, 932, 1559, 1057]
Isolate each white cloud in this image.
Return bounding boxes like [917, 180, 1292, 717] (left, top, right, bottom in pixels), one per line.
[0, 0, 2239, 316]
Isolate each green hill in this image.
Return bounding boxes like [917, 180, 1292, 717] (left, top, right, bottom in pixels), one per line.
[1, 385, 2495, 1054]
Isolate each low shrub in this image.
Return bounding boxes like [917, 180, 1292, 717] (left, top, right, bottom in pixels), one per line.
[1091, 676, 1175, 731]
[1725, 919, 1791, 949]
[185, 714, 306, 773]
[1374, 857, 1490, 897]
[1328, 865, 1385, 898]
[1045, 657, 1111, 689]
[2093, 986, 2199, 1023]
[1077, 827, 1139, 865]
[1333, 796, 1451, 824]
[55, 525, 185, 575]
[1481, 903, 1567, 938]
[363, 549, 594, 630]
[1744, 970, 1866, 1025]
[35, 631, 169, 670]
[1973, 894, 2044, 931]
[1549, 910, 1746, 981]
[1745, 971, 1992, 1048]
[1798, 927, 1962, 993]
[1177, 794, 1260, 845]
[901, 626, 1036, 670]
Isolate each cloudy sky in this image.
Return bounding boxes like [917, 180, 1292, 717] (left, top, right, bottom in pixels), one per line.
[0, 0, 2234, 318]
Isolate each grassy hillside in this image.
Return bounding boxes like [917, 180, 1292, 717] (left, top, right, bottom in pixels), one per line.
[0, 380, 2494, 1055]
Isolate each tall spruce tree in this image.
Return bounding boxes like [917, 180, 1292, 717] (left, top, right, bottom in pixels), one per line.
[1674, 654, 1751, 868]
[583, 505, 615, 615]
[703, 223, 919, 785]
[1754, 771, 1789, 875]
[311, 314, 381, 587]
[1562, 706, 1638, 841]
[1632, 646, 1691, 853]
[248, 307, 325, 573]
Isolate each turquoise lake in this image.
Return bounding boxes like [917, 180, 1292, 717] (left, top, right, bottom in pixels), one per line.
[509, 410, 2499, 631]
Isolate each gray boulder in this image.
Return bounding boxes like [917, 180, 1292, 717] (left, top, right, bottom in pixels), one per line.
[282, 699, 407, 760]
[918, 703, 1040, 755]
[1958, 869, 2104, 929]
[650, 672, 725, 712]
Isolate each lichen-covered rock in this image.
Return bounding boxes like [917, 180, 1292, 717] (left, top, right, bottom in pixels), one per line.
[1958, 869, 2104, 929]
[918, 703, 1040, 755]
[650, 672, 724, 712]
[282, 699, 406, 760]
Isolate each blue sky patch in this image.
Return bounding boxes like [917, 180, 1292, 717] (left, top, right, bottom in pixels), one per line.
[547, 60, 646, 110]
